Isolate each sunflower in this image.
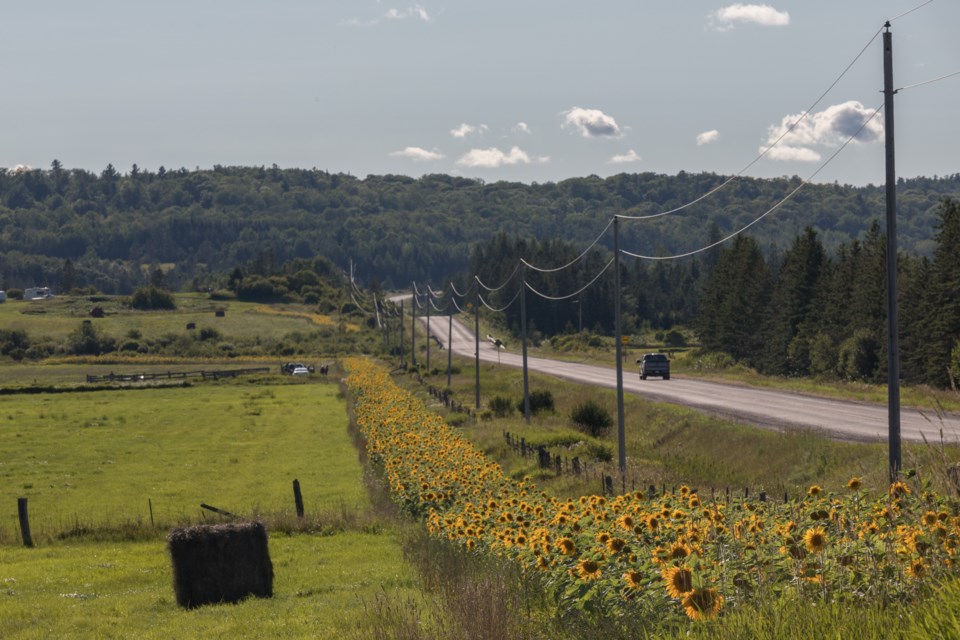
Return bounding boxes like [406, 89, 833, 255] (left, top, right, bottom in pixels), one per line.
[623, 570, 644, 590]
[923, 511, 939, 527]
[847, 477, 862, 491]
[808, 485, 823, 497]
[669, 541, 692, 560]
[681, 587, 724, 621]
[889, 481, 911, 498]
[596, 531, 612, 544]
[607, 537, 627, 554]
[576, 558, 603, 581]
[907, 557, 926, 579]
[689, 495, 701, 508]
[804, 527, 828, 554]
[556, 537, 577, 556]
[662, 566, 694, 599]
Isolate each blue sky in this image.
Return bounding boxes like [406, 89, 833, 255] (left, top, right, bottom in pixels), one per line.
[2, 1, 957, 186]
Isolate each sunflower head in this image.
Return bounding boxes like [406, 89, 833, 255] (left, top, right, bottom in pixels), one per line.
[847, 477, 862, 491]
[623, 569, 644, 590]
[803, 526, 828, 553]
[576, 558, 603, 581]
[662, 566, 694, 599]
[681, 587, 724, 621]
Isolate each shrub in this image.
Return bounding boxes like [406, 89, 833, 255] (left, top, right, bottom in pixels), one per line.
[130, 286, 176, 310]
[518, 389, 554, 415]
[489, 396, 514, 418]
[570, 400, 613, 437]
[664, 330, 687, 347]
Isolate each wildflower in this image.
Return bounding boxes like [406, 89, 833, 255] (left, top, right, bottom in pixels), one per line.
[804, 527, 828, 553]
[662, 566, 694, 599]
[681, 587, 724, 621]
[576, 558, 603, 581]
[623, 570, 644, 590]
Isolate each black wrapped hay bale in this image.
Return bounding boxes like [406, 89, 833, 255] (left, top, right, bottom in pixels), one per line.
[168, 521, 274, 608]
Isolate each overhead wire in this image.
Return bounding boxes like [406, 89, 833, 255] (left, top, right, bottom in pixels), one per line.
[475, 263, 520, 293]
[521, 218, 614, 273]
[479, 288, 522, 313]
[618, 24, 885, 222]
[889, 0, 934, 22]
[897, 70, 960, 93]
[524, 258, 615, 302]
[621, 101, 885, 261]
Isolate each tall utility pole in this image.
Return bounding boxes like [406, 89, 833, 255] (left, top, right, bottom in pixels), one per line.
[410, 286, 417, 368]
[613, 216, 626, 475]
[520, 265, 531, 423]
[474, 279, 481, 410]
[883, 22, 901, 481]
[399, 299, 405, 367]
[447, 300, 453, 388]
[426, 290, 431, 370]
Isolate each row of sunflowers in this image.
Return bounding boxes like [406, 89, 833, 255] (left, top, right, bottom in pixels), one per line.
[344, 357, 960, 623]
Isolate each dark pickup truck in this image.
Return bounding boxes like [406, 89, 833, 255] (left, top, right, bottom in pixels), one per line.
[638, 353, 670, 380]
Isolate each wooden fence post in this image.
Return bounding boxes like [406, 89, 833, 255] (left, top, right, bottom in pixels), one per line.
[18, 497, 34, 548]
[293, 480, 304, 519]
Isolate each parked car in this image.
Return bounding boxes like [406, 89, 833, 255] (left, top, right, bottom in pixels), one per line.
[638, 353, 670, 380]
[291, 366, 310, 376]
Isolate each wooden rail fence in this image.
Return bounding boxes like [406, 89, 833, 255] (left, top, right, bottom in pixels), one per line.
[86, 367, 271, 383]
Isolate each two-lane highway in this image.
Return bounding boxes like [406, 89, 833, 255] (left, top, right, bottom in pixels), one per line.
[424, 314, 960, 444]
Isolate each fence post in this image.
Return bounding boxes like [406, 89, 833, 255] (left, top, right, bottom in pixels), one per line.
[18, 497, 34, 548]
[293, 479, 304, 519]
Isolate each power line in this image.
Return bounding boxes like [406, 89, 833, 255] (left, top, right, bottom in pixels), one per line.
[476, 263, 520, 293]
[889, 0, 934, 22]
[479, 288, 521, 313]
[524, 258, 615, 302]
[897, 69, 960, 92]
[521, 218, 614, 273]
[621, 101, 885, 261]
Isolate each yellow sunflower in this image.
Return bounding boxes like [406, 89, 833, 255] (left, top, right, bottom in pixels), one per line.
[808, 485, 822, 497]
[681, 587, 724, 621]
[669, 541, 692, 560]
[607, 537, 627, 554]
[576, 558, 603, 581]
[847, 476, 862, 491]
[907, 557, 926, 579]
[803, 526, 828, 554]
[662, 566, 694, 599]
[623, 569, 644, 590]
[556, 537, 577, 556]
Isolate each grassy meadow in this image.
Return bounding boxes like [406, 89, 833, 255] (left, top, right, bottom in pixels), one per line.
[0, 375, 444, 638]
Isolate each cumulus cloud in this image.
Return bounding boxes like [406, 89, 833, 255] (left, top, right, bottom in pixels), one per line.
[385, 4, 431, 22]
[455, 146, 547, 169]
[389, 146, 445, 162]
[709, 4, 789, 31]
[762, 100, 883, 162]
[343, 4, 431, 26]
[696, 129, 720, 146]
[562, 107, 622, 138]
[608, 150, 642, 164]
[450, 123, 488, 139]
[513, 122, 531, 134]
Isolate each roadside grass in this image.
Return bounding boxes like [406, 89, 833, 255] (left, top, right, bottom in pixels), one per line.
[0, 371, 450, 639]
[407, 355, 960, 499]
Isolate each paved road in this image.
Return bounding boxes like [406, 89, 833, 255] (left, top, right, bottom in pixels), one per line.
[419, 314, 960, 444]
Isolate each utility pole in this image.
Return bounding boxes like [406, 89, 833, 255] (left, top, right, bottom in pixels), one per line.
[426, 290, 431, 370]
[883, 22, 901, 481]
[447, 299, 453, 388]
[474, 279, 481, 410]
[614, 216, 626, 476]
[521, 265, 531, 423]
[411, 285, 417, 368]
[399, 299, 405, 367]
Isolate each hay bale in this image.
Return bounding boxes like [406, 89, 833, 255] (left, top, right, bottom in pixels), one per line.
[168, 521, 273, 609]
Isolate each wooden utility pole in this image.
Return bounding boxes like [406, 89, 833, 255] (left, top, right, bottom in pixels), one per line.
[613, 217, 626, 475]
[474, 280, 481, 410]
[883, 22, 901, 481]
[521, 265, 531, 423]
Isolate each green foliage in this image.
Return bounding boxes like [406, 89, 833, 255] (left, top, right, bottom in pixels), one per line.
[518, 389, 555, 415]
[663, 329, 686, 347]
[129, 286, 176, 310]
[488, 395, 514, 418]
[570, 399, 614, 437]
[837, 328, 880, 381]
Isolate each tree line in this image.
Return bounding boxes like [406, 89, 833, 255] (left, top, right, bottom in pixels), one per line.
[469, 198, 960, 389]
[0, 161, 958, 293]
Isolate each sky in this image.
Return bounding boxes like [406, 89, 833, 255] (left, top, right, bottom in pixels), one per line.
[2, 1, 958, 186]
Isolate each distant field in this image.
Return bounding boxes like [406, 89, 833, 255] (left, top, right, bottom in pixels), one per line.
[0, 374, 440, 638]
[0, 380, 364, 541]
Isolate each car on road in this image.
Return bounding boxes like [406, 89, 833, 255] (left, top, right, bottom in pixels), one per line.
[638, 353, 670, 380]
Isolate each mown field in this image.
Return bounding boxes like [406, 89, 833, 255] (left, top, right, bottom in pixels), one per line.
[0, 377, 440, 639]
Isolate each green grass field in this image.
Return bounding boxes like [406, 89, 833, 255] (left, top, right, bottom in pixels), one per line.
[0, 377, 441, 639]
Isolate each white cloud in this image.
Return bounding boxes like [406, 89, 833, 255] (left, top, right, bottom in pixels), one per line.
[455, 146, 547, 169]
[343, 4, 431, 26]
[709, 4, 790, 31]
[762, 100, 883, 162]
[8, 164, 32, 174]
[389, 146, 444, 162]
[696, 129, 720, 146]
[385, 4, 432, 22]
[562, 107, 622, 138]
[608, 150, 642, 164]
[513, 122, 531, 134]
[450, 123, 488, 139]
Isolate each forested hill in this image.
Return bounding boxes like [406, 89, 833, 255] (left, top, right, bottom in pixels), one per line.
[1, 162, 958, 292]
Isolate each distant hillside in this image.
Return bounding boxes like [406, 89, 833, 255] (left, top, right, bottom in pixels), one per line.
[1, 162, 957, 291]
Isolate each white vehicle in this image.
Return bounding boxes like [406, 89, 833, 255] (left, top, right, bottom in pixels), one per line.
[291, 366, 310, 376]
